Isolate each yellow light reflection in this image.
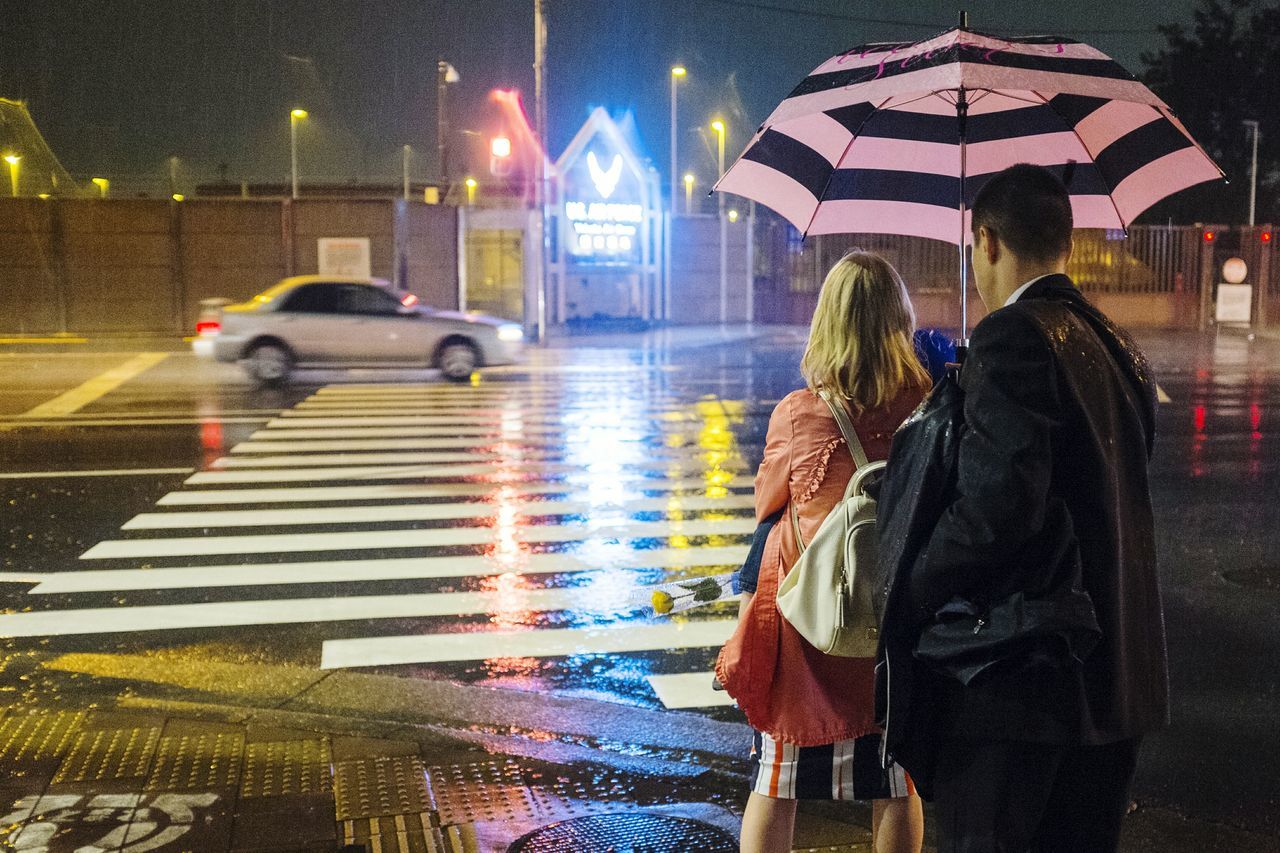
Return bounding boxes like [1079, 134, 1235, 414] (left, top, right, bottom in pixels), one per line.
[485, 484, 529, 577]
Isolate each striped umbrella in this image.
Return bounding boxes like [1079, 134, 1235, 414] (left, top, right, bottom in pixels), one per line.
[714, 19, 1223, 335]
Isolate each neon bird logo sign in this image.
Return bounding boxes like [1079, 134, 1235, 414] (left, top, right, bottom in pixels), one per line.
[587, 151, 623, 198]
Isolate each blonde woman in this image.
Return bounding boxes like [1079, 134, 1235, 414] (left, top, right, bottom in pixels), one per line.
[717, 252, 929, 853]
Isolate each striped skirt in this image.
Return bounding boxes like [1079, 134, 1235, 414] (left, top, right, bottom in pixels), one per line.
[749, 731, 914, 801]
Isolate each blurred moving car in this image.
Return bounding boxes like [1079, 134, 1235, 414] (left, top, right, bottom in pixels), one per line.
[192, 276, 523, 385]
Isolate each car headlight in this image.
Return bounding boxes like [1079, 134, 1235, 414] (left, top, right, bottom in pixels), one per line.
[497, 325, 524, 342]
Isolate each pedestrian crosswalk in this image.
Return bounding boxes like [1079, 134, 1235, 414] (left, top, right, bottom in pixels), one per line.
[9, 373, 761, 711]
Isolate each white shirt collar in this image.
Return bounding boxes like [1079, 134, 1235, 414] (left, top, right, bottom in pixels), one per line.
[1004, 274, 1055, 307]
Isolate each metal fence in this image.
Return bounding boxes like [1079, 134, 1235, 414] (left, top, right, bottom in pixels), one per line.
[1068, 227, 1202, 295]
[751, 215, 1218, 328]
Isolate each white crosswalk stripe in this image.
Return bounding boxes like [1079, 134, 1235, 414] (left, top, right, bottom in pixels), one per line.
[185, 462, 585, 484]
[81, 516, 758, 559]
[319, 621, 738, 669]
[155, 476, 756, 505]
[11, 377, 758, 710]
[124, 494, 756, 529]
[27, 547, 751, 593]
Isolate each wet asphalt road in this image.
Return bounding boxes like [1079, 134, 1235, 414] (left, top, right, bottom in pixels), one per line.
[0, 327, 1277, 840]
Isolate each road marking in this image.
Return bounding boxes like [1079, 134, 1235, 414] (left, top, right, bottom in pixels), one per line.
[124, 494, 756, 529]
[233, 438, 564, 452]
[320, 619, 737, 669]
[0, 468, 194, 480]
[312, 381, 603, 392]
[292, 400, 683, 412]
[0, 572, 49, 584]
[267, 414, 705, 427]
[232, 435, 744, 453]
[0, 417, 269, 428]
[29, 546, 751, 593]
[212, 447, 736, 468]
[212, 450, 556, 468]
[185, 462, 581, 484]
[156, 475, 755, 505]
[81, 516, 756, 559]
[0, 336, 89, 345]
[0, 587, 650, 637]
[17, 353, 170, 418]
[647, 673, 736, 709]
[247, 425, 566, 439]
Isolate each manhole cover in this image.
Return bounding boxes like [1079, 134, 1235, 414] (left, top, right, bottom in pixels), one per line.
[507, 813, 736, 852]
[1222, 565, 1280, 592]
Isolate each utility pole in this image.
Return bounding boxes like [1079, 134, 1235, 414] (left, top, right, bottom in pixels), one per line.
[437, 61, 459, 182]
[532, 0, 549, 340]
[403, 144, 411, 201]
[1244, 119, 1260, 227]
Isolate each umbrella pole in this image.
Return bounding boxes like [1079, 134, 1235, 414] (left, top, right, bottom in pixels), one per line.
[957, 86, 970, 355]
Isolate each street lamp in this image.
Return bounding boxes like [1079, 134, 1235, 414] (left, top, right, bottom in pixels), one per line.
[91, 177, 109, 199]
[670, 66, 686, 216]
[290, 108, 308, 200]
[465, 176, 477, 206]
[3, 154, 19, 198]
[683, 172, 695, 216]
[711, 119, 728, 325]
[711, 119, 726, 214]
[437, 61, 460, 182]
[1244, 119, 1260, 227]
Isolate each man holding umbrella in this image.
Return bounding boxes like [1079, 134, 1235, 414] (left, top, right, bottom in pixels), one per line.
[903, 163, 1165, 852]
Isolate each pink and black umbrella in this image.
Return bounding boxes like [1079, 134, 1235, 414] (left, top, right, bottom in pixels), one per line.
[714, 17, 1223, 336]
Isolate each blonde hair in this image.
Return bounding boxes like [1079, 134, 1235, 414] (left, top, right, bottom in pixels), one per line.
[800, 251, 929, 413]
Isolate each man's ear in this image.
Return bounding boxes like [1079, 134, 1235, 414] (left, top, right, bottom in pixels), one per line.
[977, 225, 1000, 265]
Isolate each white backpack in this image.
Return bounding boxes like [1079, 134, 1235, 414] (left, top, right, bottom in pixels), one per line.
[776, 389, 884, 657]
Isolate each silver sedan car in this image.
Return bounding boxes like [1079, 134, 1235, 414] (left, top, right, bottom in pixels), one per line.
[192, 276, 524, 384]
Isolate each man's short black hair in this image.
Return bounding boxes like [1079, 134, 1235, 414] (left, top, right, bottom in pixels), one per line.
[971, 164, 1073, 264]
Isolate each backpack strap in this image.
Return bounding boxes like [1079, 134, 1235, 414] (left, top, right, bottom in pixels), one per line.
[818, 388, 870, 470]
[791, 389, 874, 552]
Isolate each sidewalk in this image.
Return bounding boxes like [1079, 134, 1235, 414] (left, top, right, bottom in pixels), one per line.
[0, 656, 873, 853]
[3, 655, 1276, 852]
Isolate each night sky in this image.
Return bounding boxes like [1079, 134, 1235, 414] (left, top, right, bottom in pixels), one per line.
[0, 0, 1199, 194]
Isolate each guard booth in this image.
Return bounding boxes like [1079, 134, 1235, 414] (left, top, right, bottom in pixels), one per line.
[548, 108, 662, 325]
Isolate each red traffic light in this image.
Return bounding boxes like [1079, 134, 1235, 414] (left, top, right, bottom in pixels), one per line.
[1262, 231, 1273, 243]
[1203, 230, 1216, 242]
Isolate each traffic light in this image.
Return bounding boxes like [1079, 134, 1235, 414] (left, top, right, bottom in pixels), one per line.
[490, 136, 512, 178]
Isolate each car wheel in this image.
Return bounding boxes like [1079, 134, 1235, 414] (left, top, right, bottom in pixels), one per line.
[245, 343, 293, 387]
[437, 341, 479, 382]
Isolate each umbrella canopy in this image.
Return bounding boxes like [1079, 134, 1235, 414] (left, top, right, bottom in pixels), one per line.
[715, 26, 1223, 245]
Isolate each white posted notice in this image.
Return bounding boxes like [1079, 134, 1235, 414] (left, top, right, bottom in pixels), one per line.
[318, 237, 372, 278]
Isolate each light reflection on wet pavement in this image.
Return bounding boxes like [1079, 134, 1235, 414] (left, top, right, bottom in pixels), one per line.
[0, 327, 1278, 839]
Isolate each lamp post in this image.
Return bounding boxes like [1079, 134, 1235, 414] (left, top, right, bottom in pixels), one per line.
[712, 119, 728, 324]
[290, 108, 308, 200]
[403, 144, 412, 201]
[670, 66, 686, 215]
[437, 61, 460, 182]
[91, 177, 109, 199]
[3, 155, 19, 197]
[1244, 119, 1260, 227]
[711, 119, 726, 215]
[684, 173, 695, 216]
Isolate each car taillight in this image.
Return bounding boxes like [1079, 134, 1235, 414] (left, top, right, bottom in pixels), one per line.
[196, 320, 221, 336]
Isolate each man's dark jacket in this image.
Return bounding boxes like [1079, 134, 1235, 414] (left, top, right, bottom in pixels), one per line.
[875, 275, 1167, 792]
